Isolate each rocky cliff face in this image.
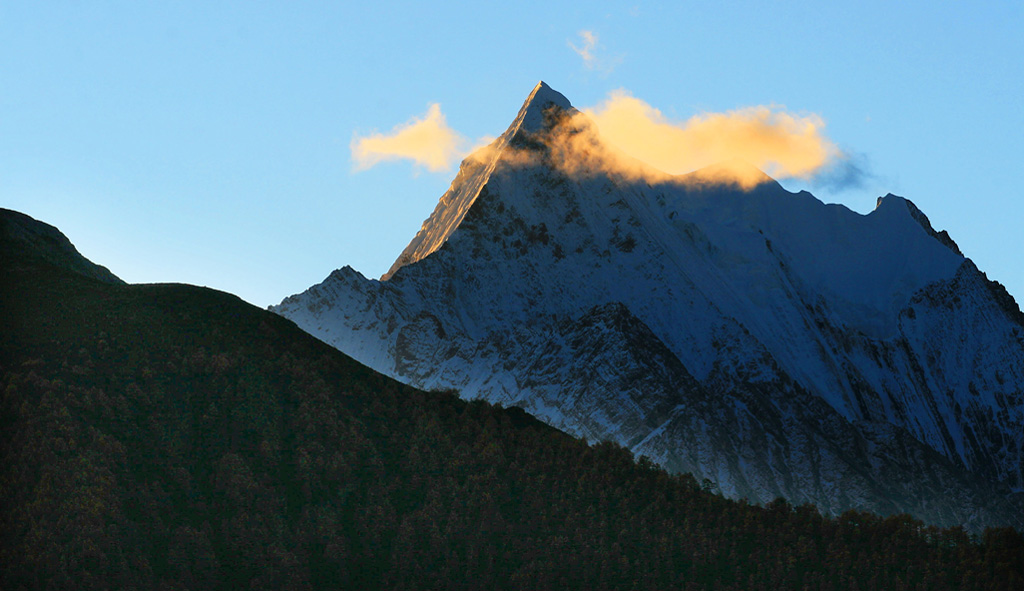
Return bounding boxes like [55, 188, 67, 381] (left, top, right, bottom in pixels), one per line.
[272, 82, 1024, 530]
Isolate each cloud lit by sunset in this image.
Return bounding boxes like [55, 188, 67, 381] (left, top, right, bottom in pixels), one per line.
[581, 91, 840, 186]
[351, 104, 468, 173]
[352, 89, 844, 191]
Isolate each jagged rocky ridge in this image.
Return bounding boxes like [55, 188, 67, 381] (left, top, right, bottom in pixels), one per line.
[273, 82, 1024, 530]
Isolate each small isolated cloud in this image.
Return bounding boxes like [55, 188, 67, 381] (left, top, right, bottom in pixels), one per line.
[569, 30, 621, 74]
[579, 91, 842, 187]
[569, 30, 599, 69]
[351, 104, 468, 173]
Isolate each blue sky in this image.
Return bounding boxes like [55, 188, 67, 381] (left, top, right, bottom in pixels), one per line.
[2, 1, 1021, 307]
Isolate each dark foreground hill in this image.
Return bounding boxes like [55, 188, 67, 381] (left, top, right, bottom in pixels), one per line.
[1, 208, 1021, 590]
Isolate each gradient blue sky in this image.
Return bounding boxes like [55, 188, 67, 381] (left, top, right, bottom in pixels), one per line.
[3, 1, 1021, 307]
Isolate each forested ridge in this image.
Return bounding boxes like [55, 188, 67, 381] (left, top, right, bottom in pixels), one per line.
[2, 211, 1022, 590]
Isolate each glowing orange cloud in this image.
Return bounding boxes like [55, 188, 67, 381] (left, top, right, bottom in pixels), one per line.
[351, 104, 468, 173]
[580, 91, 841, 188]
[352, 89, 844, 191]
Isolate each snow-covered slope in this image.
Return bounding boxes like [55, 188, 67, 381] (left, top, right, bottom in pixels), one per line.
[273, 82, 1024, 529]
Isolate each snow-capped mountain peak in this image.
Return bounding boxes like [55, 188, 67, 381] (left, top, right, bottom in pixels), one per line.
[274, 82, 1024, 531]
[509, 80, 576, 137]
[381, 81, 575, 280]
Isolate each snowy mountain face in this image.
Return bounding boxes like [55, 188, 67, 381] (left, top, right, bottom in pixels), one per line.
[273, 82, 1024, 530]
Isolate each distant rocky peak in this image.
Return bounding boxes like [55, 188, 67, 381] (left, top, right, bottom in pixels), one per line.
[877, 193, 963, 255]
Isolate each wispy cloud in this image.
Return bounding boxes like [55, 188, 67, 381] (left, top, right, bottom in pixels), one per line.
[568, 30, 620, 74]
[808, 151, 874, 193]
[569, 30, 599, 69]
[351, 104, 469, 173]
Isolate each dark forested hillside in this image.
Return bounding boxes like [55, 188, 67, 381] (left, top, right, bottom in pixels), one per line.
[1, 209, 1022, 590]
